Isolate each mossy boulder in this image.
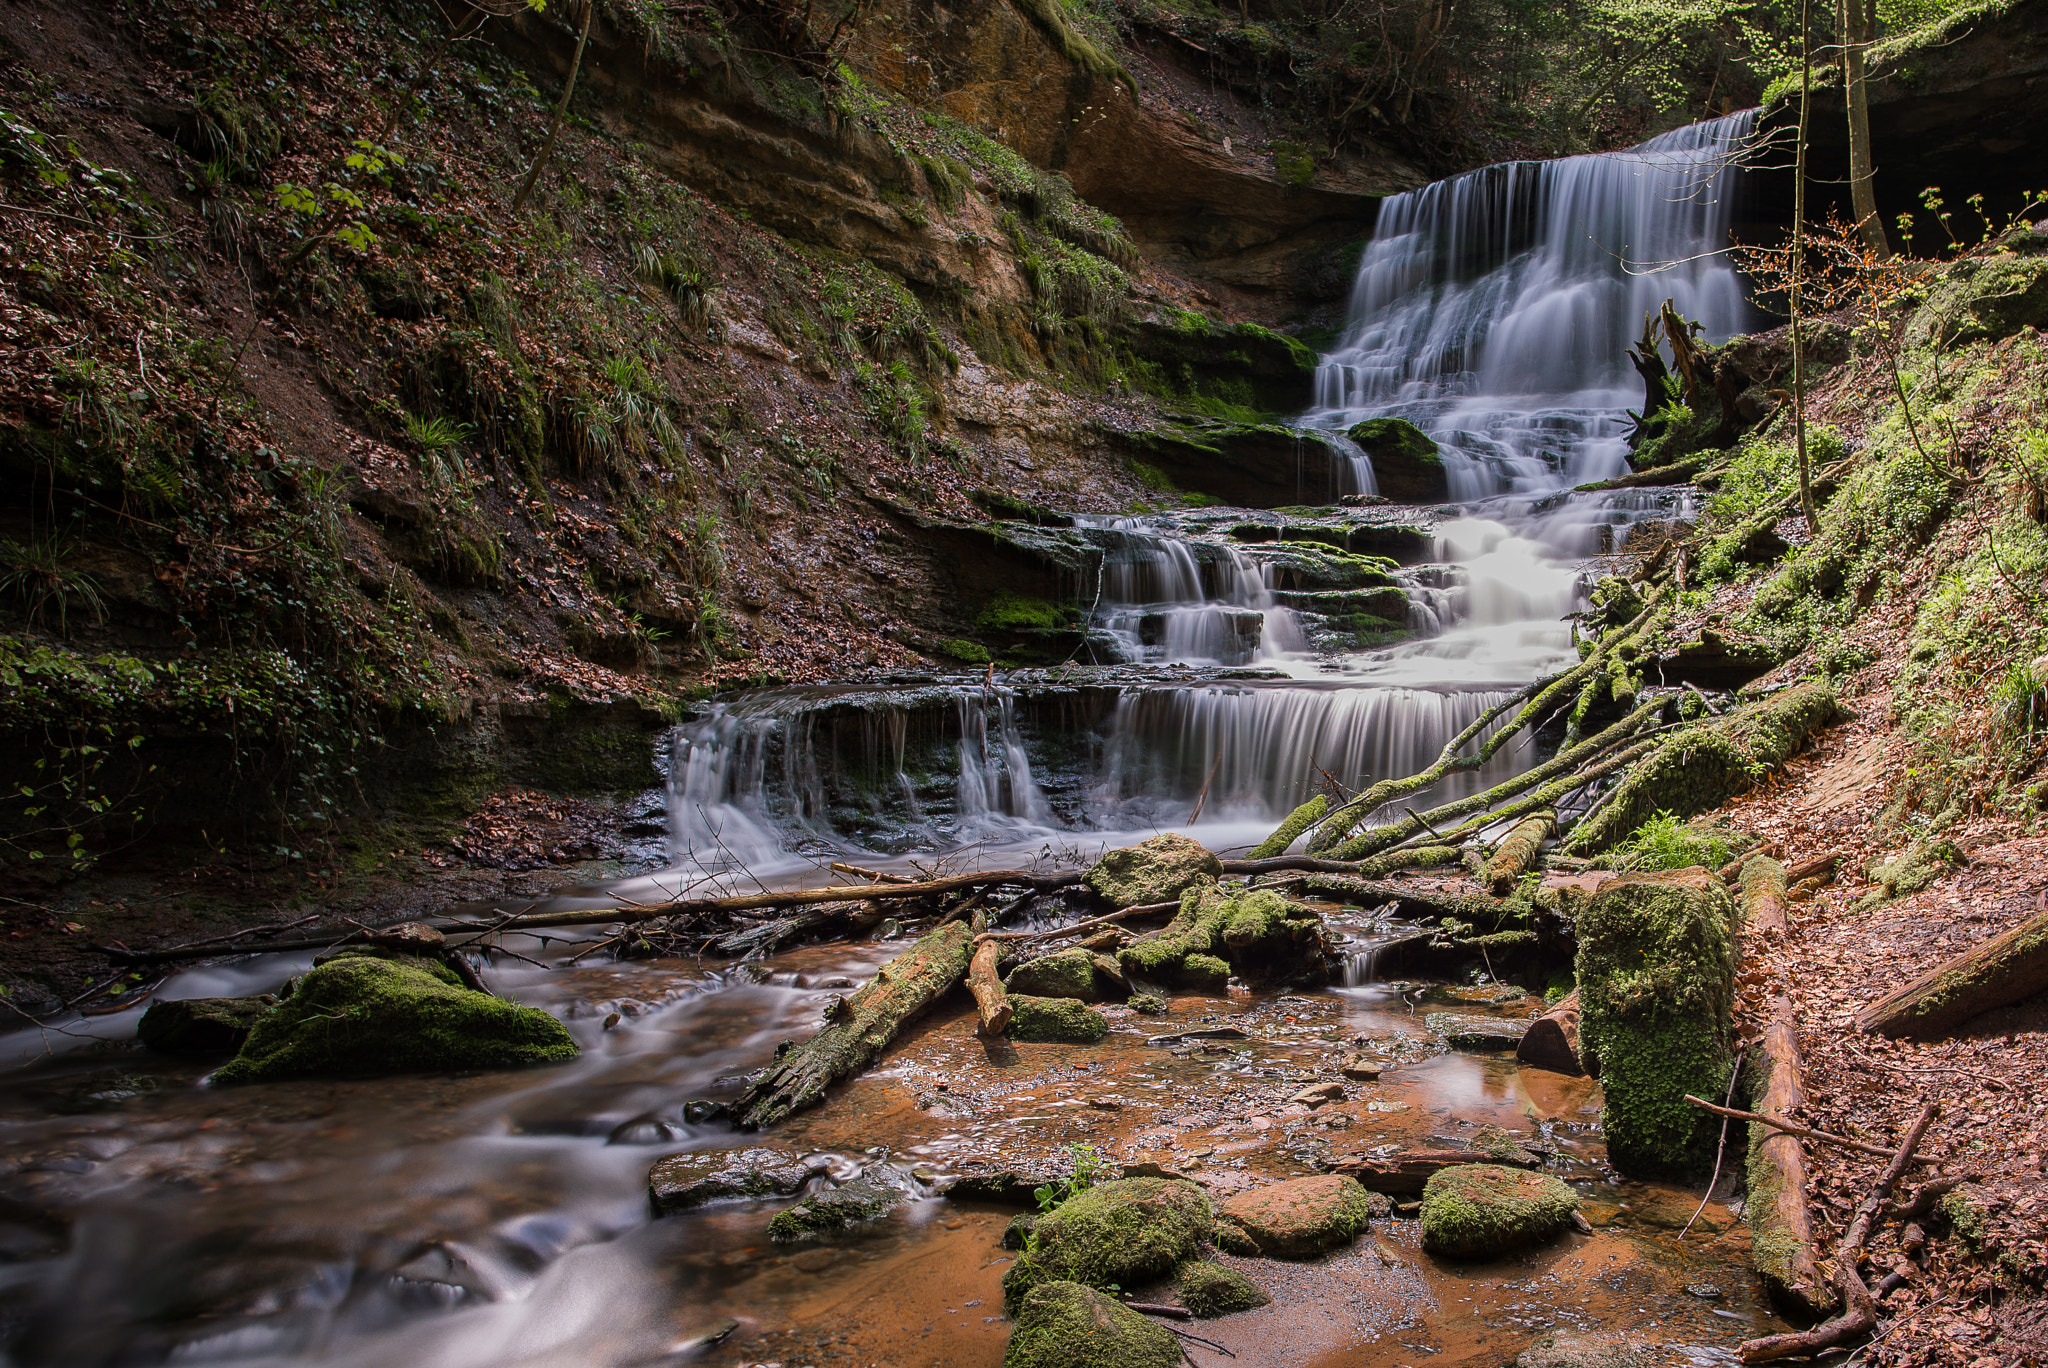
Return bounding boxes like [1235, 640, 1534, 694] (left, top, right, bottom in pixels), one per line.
[1008, 995, 1110, 1043]
[1178, 1261, 1270, 1317]
[1128, 992, 1168, 1015]
[1905, 252, 2048, 349]
[766, 1178, 901, 1241]
[137, 994, 279, 1057]
[1002, 1177, 1212, 1311]
[1215, 1175, 1374, 1258]
[1007, 948, 1102, 1002]
[1347, 418, 1448, 502]
[1084, 833, 1221, 908]
[1575, 870, 1737, 1176]
[211, 955, 577, 1085]
[1003, 1281, 1184, 1368]
[1419, 1164, 1580, 1258]
[1118, 885, 1323, 987]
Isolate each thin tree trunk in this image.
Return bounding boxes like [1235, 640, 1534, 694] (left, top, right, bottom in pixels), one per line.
[1792, 0, 1818, 528]
[512, 0, 597, 212]
[1840, 0, 1892, 257]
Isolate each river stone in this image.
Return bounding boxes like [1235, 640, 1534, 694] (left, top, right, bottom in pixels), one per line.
[766, 1177, 901, 1241]
[137, 994, 278, 1056]
[210, 957, 577, 1085]
[1215, 1174, 1374, 1258]
[1001, 1177, 1212, 1311]
[1514, 1330, 1661, 1368]
[1005, 948, 1101, 1002]
[1346, 417, 1448, 501]
[1421, 981, 1529, 1007]
[1083, 833, 1221, 908]
[1178, 1261, 1270, 1317]
[1420, 1164, 1579, 1259]
[944, 1165, 1065, 1205]
[649, 1147, 833, 1214]
[1008, 995, 1108, 1043]
[1425, 1011, 1530, 1052]
[1575, 869, 1736, 1176]
[1003, 1281, 1183, 1368]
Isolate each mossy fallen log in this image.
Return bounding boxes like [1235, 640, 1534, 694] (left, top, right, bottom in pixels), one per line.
[735, 920, 975, 1128]
[1248, 794, 1328, 859]
[1853, 906, 2048, 1038]
[1739, 856, 1790, 941]
[1746, 991, 1838, 1319]
[1483, 812, 1554, 895]
[1562, 682, 1846, 855]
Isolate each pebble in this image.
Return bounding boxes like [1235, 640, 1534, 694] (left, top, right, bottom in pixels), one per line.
[1685, 1283, 1724, 1299]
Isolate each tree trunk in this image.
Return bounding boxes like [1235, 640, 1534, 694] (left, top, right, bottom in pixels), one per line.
[735, 921, 976, 1128]
[1747, 992, 1838, 1318]
[512, 0, 596, 211]
[1515, 990, 1584, 1075]
[1792, 0, 1819, 528]
[1483, 811, 1554, 895]
[967, 938, 1012, 1036]
[1740, 855, 1790, 940]
[1840, 0, 1892, 258]
[1853, 907, 2048, 1038]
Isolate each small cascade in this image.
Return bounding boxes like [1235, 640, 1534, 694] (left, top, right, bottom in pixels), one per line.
[953, 691, 1053, 827]
[1082, 515, 1308, 667]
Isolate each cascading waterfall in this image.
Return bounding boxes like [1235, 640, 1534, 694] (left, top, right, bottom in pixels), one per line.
[1081, 515, 1308, 667]
[1309, 111, 1755, 496]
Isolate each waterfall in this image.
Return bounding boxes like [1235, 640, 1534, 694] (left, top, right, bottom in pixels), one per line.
[1308, 111, 1756, 496]
[1081, 515, 1309, 667]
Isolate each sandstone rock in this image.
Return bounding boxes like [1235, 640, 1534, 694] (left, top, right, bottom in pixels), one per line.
[1003, 1281, 1183, 1368]
[1084, 832, 1221, 908]
[1288, 1081, 1344, 1108]
[1215, 1174, 1373, 1258]
[1002, 1177, 1212, 1311]
[1419, 1164, 1579, 1259]
[1338, 1056, 1381, 1080]
[1425, 1012, 1530, 1052]
[649, 1147, 834, 1214]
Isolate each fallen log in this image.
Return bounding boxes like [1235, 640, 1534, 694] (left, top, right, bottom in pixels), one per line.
[1746, 991, 1837, 1319]
[1484, 811, 1554, 895]
[1853, 906, 2048, 1038]
[705, 900, 888, 958]
[735, 920, 977, 1129]
[1514, 990, 1583, 1075]
[1247, 794, 1328, 859]
[967, 939, 1012, 1037]
[1739, 1104, 1939, 1364]
[1740, 856, 1791, 940]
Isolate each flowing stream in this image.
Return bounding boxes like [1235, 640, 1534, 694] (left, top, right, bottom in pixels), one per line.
[0, 113, 1772, 1368]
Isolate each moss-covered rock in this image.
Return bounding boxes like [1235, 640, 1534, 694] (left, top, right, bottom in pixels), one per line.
[1128, 991, 1168, 1015]
[1002, 1177, 1212, 1311]
[1419, 1164, 1579, 1258]
[211, 956, 577, 1085]
[1118, 884, 1322, 987]
[1905, 252, 2048, 349]
[1003, 1280, 1184, 1368]
[1084, 833, 1222, 907]
[1575, 870, 1736, 1176]
[1006, 948, 1103, 1002]
[1178, 1261, 1270, 1317]
[1178, 952, 1232, 989]
[1004, 1212, 1038, 1249]
[1347, 418, 1448, 501]
[1215, 1175, 1374, 1258]
[766, 1178, 901, 1241]
[137, 994, 278, 1056]
[1008, 994, 1110, 1042]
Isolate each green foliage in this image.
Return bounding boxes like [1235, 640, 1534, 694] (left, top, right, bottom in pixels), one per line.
[1033, 1143, 1115, 1213]
[1612, 810, 1743, 871]
[976, 591, 1068, 633]
[0, 533, 105, 637]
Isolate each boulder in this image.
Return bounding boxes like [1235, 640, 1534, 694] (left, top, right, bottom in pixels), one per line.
[1420, 981, 1529, 1007]
[1335, 1145, 1538, 1195]
[1516, 991, 1584, 1075]
[1118, 884, 1323, 987]
[1425, 1012, 1530, 1052]
[1575, 870, 1736, 1176]
[1346, 418, 1448, 502]
[766, 1177, 902, 1241]
[1420, 1164, 1580, 1259]
[210, 955, 577, 1085]
[1002, 1177, 1212, 1311]
[137, 994, 278, 1056]
[1084, 833, 1222, 908]
[945, 1165, 1066, 1205]
[649, 1147, 834, 1215]
[1006, 948, 1103, 1002]
[1215, 1174, 1373, 1258]
[1178, 1261, 1270, 1317]
[1003, 1281, 1183, 1368]
[1008, 995, 1109, 1043]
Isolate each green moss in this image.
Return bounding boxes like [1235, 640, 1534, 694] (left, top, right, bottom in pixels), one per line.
[1003, 1282, 1183, 1368]
[976, 591, 1068, 633]
[1178, 1262, 1270, 1317]
[1006, 948, 1101, 1001]
[766, 1178, 898, 1241]
[212, 956, 578, 1085]
[1419, 1164, 1579, 1258]
[935, 638, 992, 665]
[1612, 812, 1752, 872]
[1574, 872, 1736, 1176]
[1008, 994, 1110, 1042]
[1248, 795, 1327, 859]
[1085, 833, 1223, 908]
[1001, 1177, 1212, 1311]
[1127, 991, 1168, 1015]
[137, 994, 278, 1056]
[1270, 141, 1316, 186]
[1178, 952, 1231, 989]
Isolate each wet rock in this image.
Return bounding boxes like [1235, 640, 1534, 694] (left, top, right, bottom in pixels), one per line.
[1288, 1081, 1344, 1108]
[1513, 1329, 1661, 1368]
[1006, 948, 1102, 1002]
[1002, 1177, 1212, 1311]
[1575, 869, 1736, 1176]
[1215, 1174, 1374, 1258]
[1003, 1280, 1183, 1368]
[1419, 1164, 1580, 1259]
[766, 1177, 902, 1241]
[1008, 995, 1109, 1043]
[1425, 1012, 1530, 1052]
[1084, 833, 1222, 908]
[1420, 981, 1529, 1007]
[1003, 1213, 1038, 1249]
[649, 1147, 833, 1214]
[944, 1165, 1065, 1205]
[1338, 1056, 1381, 1080]
[1128, 991, 1168, 1015]
[137, 994, 278, 1057]
[1178, 1261, 1270, 1317]
[1179, 952, 1231, 989]
[1346, 418, 1447, 501]
[210, 957, 577, 1086]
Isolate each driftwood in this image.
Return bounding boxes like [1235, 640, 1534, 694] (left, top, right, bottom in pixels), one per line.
[1746, 991, 1836, 1318]
[1515, 990, 1583, 1075]
[967, 939, 1012, 1036]
[736, 920, 977, 1129]
[1739, 1104, 1940, 1364]
[1854, 906, 2048, 1038]
[1685, 1096, 1900, 1161]
[1483, 811, 1554, 895]
[705, 900, 887, 958]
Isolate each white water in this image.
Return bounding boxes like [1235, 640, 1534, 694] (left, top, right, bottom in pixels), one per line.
[1081, 514, 1308, 667]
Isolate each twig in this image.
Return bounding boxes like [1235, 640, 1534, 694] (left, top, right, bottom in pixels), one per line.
[1682, 1044, 1747, 1239]
[830, 861, 915, 885]
[1187, 750, 1225, 825]
[1683, 1096, 1903, 1160]
[1122, 1301, 1192, 1320]
[974, 902, 1178, 944]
